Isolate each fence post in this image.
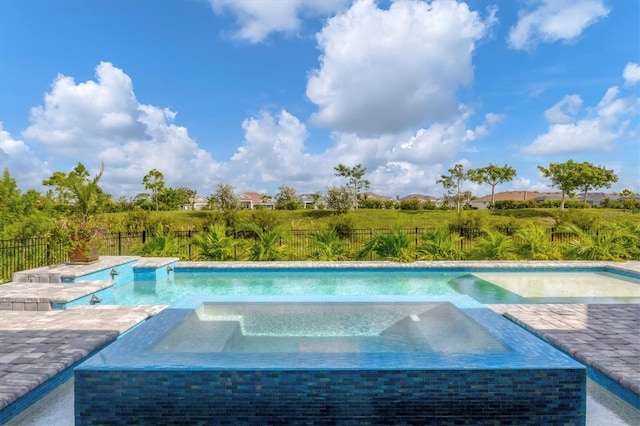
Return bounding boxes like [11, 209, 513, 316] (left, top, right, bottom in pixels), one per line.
[118, 232, 122, 255]
[142, 230, 146, 244]
[370, 229, 374, 261]
[188, 230, 192, 259]
[233, 227, 237, 260]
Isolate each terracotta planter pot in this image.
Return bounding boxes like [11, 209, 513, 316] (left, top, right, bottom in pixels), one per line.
[68, 229, 104, 264]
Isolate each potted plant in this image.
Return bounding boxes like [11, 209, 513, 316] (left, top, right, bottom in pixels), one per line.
[46, 162, 107, 264]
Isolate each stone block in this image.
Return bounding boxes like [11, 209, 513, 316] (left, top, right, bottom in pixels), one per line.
[37, 302, 51, 311]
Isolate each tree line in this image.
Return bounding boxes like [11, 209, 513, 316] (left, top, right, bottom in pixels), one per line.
[0, 158, 631, 241]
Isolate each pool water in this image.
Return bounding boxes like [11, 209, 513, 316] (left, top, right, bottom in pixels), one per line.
[152, 302, 508, 353]
[111, 269, 640, 305]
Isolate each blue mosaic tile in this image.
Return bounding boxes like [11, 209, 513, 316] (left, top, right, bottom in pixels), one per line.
[75, 296, 586, 425]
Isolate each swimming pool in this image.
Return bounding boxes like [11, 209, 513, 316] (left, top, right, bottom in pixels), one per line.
[106, 268, 640, 305]
[75, 295, 586, 425]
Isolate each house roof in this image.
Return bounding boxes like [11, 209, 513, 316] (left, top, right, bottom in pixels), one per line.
[473, 191, 539, 203]
[400, 194, 437, 201]
[239, 192, 264, 202]
[239, 192, 275, 204]
[363, 192, 393, 201]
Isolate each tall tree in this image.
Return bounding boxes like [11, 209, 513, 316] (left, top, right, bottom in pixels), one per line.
[42, 171, 72, 203]
[326, 186, 353, 214]
[468, 164, 517, 207]
[161, 186, 196, 210]
[275, 185, 300, 210]
[1, 169, 53, 238]
[538, 160, 617, 210]
[334, 163, 370, 209]
[537, 160, 582, 210]
[437, 163, 469, 213]
[142, 169, 165, 211]
[213, 183, 238, 210]
[575, 162, 618, 203]
[43, 162, 107, 222]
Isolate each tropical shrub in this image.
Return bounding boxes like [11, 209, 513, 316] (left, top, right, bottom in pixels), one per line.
[398, 199, 422, 210]
[468, 228, 517, 260]
[559, 223, 633, 261]
[239, 223, 290, 261]
[552, 210, 599, 231]
[248, 210, 282, 232]
[358, 226, 413, 262]
[514, 223, 561, 260]
[416, 226, 463, 260]
[133, 224, 182, 257]
[328, 214, 356, 239]
[191, 223, 236, 260]
[308, 229, 352, 261]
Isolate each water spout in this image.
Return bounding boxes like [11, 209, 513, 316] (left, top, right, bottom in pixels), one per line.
[90, 294, 102, 305]
[110, 268, 119, 278]
[166, 266, 174, 273]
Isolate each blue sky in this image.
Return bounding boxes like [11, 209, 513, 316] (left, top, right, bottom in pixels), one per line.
[1, 0, 638, 200]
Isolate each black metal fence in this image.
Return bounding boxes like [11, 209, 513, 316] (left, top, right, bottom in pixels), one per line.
[1, 227, 581, 283]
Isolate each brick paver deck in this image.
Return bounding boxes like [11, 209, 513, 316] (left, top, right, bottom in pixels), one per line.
[490, 303, 640, 402]
[0, 305, 165, 416]
[0, 259, 639, 422]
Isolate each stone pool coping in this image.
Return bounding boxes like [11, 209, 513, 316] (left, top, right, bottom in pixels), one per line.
[489, 303, 640, 407]
[176, 260, 640, 275]
[0, 305, 166, 423]
[0, 258, 638, 422]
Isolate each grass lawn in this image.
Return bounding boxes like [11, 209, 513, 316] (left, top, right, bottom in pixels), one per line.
[104, 208, 640, 232]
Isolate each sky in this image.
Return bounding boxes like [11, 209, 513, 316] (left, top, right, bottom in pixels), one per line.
[0, 0, 638, 201]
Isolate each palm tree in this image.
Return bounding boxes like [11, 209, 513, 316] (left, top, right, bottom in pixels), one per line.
[191, 223, 236, 260]
[619, 222, 640, 260]
[358, 226, 413, 262]
[469, 228, 517, 260]
[239, 222, 289, 261]
[134, 224, 182, 257]
[308, 229, 351, 261]
[559, 222, 632, 261]
[514, 223, 561, 260]
[416, 226, 463, 260]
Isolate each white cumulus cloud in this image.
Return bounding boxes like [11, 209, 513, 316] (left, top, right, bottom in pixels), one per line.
[543, 94, 583, 124]
[210, 0, 349, 43]
[0, 123, 51, 190]
[19, 62, 223, 198]
[230, 110, 318, 189]
[521, 82, 637, 155]
[623, 62, 640, 85]
[508, 0, 609, 50]
[306, 0, 493, 136]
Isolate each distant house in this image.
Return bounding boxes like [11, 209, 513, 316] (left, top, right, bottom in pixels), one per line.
[238, 192, 275, 210]
[469, 190, 629, 209]
[469, 191, 538, 210]
[363, 192, 393, 201]
[181, 196, 209, 211]
[298, 193, 326, 209]
[400, 194, 441, 206]
[532, 192, 564, 203]
[575, 192, 617, 207]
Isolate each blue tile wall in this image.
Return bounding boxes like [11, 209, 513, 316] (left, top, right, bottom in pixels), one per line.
[74, 296, 586, 425]
[133, 261, 176, 281]
[75, 367, 585, 425]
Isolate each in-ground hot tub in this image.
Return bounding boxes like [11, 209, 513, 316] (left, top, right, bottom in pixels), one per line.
[75, 295, 585, 425]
